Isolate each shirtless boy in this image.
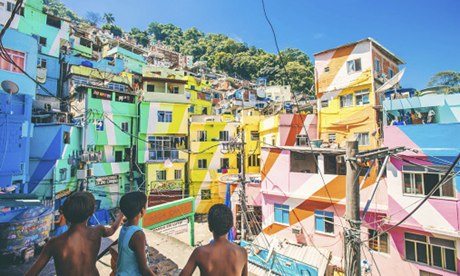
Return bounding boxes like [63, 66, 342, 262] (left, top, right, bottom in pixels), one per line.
[26, 192, 123, 276]
[180, 204, 248, 276]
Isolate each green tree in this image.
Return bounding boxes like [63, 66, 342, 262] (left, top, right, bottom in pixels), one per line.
[103, 13, 115, 25]
[102, 24, 123, 37]
[129, 28, 150, 47]
[44, 0, 81, 23]
[428, 71, 460, 91]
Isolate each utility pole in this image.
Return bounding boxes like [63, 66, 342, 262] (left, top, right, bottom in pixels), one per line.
[239, 123, 247, 240]
[344, 140, 360, 276]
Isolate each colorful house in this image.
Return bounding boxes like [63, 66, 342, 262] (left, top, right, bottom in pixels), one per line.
[139, 66, 190, 197]
[189, 114, 239, 214]
[376, 90, 460, 275]
[66, 62, 137, 209]
[103, 39, 147, 75]
[0, 28, 38, 192]
[184, 75, 213, 115]
[315, 37, 404, 151]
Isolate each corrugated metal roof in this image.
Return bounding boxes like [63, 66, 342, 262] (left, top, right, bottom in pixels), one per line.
[250, 235, 331, 276]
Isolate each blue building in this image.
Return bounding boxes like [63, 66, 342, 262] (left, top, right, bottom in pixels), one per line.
[0, 28, 38, 192]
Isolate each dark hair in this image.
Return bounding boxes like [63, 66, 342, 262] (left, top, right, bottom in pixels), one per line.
[120, 191, 147, 220]
[62, 192, 95, 224]
[208, 204, 233, 236]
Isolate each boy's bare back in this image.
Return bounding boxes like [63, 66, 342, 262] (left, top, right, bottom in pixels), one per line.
[47, 226, 104, 276]
[182, 240, 248, 276]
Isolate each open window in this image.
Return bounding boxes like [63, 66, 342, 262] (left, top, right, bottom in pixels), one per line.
[290, 152, 318, 173]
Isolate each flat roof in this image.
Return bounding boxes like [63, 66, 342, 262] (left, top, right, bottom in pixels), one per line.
[314, 37, 404, 65]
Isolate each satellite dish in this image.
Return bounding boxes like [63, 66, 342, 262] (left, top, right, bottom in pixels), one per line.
[1, 80, 19, 94]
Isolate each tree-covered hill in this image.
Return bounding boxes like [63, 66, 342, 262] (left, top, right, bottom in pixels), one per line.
[44, 0, 314, 94]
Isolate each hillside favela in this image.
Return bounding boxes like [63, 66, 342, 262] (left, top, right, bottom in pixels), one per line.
[0, 0, 459, 275]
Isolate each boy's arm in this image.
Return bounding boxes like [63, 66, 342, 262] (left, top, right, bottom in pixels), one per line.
[130, 231, 154, 276]
[179, 248, 199, 276]
[241, 248, 248, 276]
[25, 240, 53, 276]
[97, 212, 124, 237]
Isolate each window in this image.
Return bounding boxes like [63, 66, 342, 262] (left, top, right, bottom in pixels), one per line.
[39, 36, 47, 47]
[248, 154, 260, 167]
[148, 136, 183, 161]
[188, 105, 195, 113]
[374, 58, 381, 73]
[115, 93, 134, 103]
[0, 48, 25, 73]
[219, 130, 229, 141]
[321, 99, 329, 108]
[190, 85, 196, 90]
[7, 2, 24, 16]
[157, 111, 172, 122]
[340, 94, 353, 107]
[324, 66, 330, 73]
[202, 107, 208, 115]
[174, 169, 182, 180]
[115, 151, 123, 162]
[172, 86, 179, 94]
[347, 58, 362, 74]
[388, 68, 394, 78]
[121, 122, 129, 132]
[296, 135, 308, 146]
[59, 168, 67, 181]
[37, 58, 47, 69]
[290, 152, 318, 173]
[46, 15, 61, 28]
[328, 133, 336, 143]
[355, 132, 370, 146]
[79, 37, 91, 48]
[146, 84, 155, 92]
[198, 131, 207, 142]
[220, 158, 229, 169]
[250, 131, 259, 141]
[156, 170, 167, 181]
[403, 172, 455, 198]
[405, 233, 456, 272]
[107, 83, 127, 92]
[355, 89, 370, 105]
[274, 204, 289, 225]
[198, 159, 207, 169]
[314, 210, 334, 234]
[368, 229, 389, 253]
[63, 131, 70, 144]
[201, 189, 211, 200]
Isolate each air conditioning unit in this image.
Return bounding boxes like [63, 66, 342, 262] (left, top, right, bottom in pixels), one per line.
[292, 226, 302, 235]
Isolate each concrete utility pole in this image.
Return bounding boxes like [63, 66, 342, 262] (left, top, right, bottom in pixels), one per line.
[345, 140, 360, 276]
[239, 123, 247, 241]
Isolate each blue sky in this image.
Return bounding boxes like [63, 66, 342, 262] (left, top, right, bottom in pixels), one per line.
[61, 0, 459, 89]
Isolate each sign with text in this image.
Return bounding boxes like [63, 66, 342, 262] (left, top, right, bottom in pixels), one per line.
[95, 175, 119, 186]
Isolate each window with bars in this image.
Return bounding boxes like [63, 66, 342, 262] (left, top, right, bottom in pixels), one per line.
[296, 134, 308, 146]
[340, 94, 353, 108]
[314, 210, 334, 234]
[0, 48, 25, 73]
[248, 154, 260, 167]
[157, 111, 172, 122]
[405, 233, 456, 272]
[198, 159, 207, 169]
[219, 130, 229, 141]
[368, 229, 389, 253]
[148, 136, 183, 161]
[174, 169, 182, 180]
[355, 132, 370, 146]
[156, 170, 167, 181]
[403, 172, 455, 198]
[198, 131, 207, 142]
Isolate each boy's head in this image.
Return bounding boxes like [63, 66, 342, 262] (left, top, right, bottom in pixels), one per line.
[120, 191, 147, 220]
[208, 204, 233, 236]
[62, 192, 95, 224]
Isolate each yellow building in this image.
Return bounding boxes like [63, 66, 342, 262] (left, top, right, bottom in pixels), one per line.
[189, 114, 239, 214]
[314, 37, 403, 151]
[184, 75, 213, 115]
[240, 109, 263, 175]
[138, 66, 190, 193]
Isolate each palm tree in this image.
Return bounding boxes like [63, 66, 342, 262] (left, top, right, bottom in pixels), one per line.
[103, 13, 115, 25]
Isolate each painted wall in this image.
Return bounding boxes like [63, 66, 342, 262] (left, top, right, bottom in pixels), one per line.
[0, 28, 37, 190]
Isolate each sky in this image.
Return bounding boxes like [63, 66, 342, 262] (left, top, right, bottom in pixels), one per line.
[61, 0, 460, 89]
